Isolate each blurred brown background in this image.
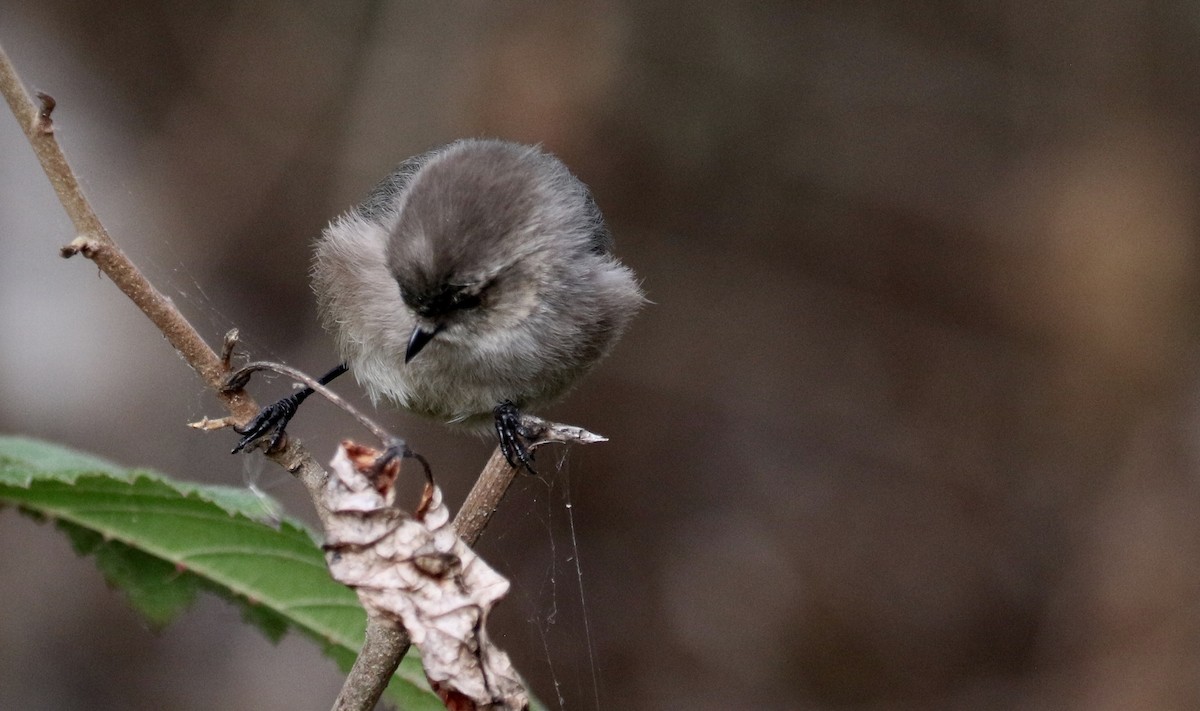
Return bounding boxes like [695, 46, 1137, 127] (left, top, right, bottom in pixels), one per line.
[4, 2, 1200, 710]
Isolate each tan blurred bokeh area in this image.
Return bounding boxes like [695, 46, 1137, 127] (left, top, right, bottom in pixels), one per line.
[5, 3, 1200, 710]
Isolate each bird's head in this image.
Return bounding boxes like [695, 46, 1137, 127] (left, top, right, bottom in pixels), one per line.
[384, 141, 554, 363]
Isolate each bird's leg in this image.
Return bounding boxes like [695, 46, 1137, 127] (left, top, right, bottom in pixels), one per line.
[232, 363, 348, 454]
[493, 400, 538, 474]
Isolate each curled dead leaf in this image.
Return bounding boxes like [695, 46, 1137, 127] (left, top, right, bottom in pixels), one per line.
[323, 441, 529, 710]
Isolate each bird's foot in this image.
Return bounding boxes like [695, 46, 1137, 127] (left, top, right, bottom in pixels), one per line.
[494, 401, 537, 474]
[232, 393, 302, 454]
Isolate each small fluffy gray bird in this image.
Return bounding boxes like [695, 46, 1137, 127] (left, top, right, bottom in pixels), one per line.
[234, 139, 644, 469]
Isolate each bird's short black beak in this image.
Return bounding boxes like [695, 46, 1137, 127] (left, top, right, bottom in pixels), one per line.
[405, 324, 441, 363]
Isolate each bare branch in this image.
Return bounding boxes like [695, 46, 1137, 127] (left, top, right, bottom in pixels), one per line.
[332, 621, 410, 711]
[2, 46, 256, 422]
[455, 417, 605, 545]
[0, 42, 409, 709]
[454, 449, 521, 546]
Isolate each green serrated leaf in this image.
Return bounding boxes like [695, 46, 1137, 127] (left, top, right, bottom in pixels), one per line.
[0, 435, 442, 710]
[53, 518, 201, 626]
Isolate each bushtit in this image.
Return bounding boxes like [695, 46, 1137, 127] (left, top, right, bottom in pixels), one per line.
[233, 139, 643, 469]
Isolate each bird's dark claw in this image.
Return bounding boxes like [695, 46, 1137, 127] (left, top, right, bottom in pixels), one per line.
[371, 439, 408, 474]
[232, 394, 302, 454]
[494, 401, 537, 474]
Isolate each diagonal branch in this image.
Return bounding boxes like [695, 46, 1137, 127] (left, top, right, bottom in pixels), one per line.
[0, 42, 399, 707]
[0, 48, 255, 419]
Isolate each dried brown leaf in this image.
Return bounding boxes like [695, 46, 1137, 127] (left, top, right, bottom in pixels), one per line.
[323, 441, 529, 710]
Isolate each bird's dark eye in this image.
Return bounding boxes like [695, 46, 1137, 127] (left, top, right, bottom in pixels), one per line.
[397, 278, 485, 319]
[452, 291, 481, 310]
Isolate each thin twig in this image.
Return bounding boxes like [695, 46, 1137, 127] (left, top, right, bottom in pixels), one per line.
[226, 361, 395, 445]
[0, 43, 406, 709]
[1, 47, 253, 417]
